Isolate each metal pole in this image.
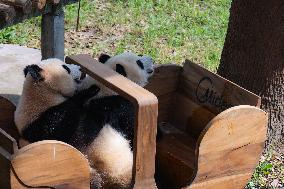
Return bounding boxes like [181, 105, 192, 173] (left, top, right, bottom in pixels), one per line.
[41, 2, 64, 61]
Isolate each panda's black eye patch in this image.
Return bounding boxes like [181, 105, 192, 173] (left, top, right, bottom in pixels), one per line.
[62, 65, 71, 74]
[136, 60, 144, 70]
[116, 64, 127, 77]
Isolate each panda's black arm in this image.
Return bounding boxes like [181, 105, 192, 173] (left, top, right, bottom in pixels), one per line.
[22, 104, 83, 143]
[68, 85, 100, 107]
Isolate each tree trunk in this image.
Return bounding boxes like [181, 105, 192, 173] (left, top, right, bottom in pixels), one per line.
[218, 0, 284, 149]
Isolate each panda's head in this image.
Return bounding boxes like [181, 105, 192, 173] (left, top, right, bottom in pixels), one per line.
[23, 59, 84, 98]
[98, 52, 154, 87]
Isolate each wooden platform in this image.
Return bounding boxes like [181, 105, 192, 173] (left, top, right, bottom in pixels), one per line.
[0, 44, 41, 105]
[0, 0, 78, 29]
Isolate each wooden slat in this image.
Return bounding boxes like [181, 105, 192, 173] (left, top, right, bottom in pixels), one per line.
[156, 123, 196, 189]
[0, 0, 78, 29]
[145, 64, 182, 97]
[11, 141, 90, 188]
[0, 0, 32, 14]
[0, 96, 20, 142]
[0, 128, 17, 155]
[0, 155, 11, 189]
[171, 93, 216, 139]
[155, 92, 175, 123]
[0, 3, 16, 24]
[0, 96, 18, 189]
[66, 54, 158, 189]
[180, 60, 261, 114]
[187, 105, 268, 189]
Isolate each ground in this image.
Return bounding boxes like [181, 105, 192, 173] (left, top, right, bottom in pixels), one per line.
[0, 0, 283, 188]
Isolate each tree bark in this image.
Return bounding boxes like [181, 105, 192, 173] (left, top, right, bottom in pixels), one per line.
[218, 0, 284, 149]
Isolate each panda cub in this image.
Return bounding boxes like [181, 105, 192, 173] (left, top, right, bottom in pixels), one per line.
[14, 58, 99, 145]
[74, 52, 154, 188]
[15, 53, 155, 189]
[79, 52, 154, 98]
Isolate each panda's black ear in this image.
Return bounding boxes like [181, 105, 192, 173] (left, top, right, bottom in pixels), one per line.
[24, 64, 44, 82]
[115, 64, 127, 77]
[62, 65, 71, 74]
[98, 53, 111, 64]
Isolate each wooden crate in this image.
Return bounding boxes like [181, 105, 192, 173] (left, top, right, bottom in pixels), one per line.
[0, 55, 267, 189]
[145, 60, 267, 189]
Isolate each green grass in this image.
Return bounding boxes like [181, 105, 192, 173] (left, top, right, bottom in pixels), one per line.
[0, 0, 232, 72]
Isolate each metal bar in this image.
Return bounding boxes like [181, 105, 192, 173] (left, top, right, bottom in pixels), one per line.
[41, 2, 64, 60]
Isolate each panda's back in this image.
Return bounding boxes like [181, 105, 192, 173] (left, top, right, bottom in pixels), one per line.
[71, 95, 135, 150]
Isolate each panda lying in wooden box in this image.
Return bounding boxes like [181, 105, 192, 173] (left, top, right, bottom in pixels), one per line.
[14, 52, 154, 189]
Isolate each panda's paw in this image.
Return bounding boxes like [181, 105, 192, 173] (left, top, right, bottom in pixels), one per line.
[87, 85, 101, 96]
[73, 85, 100, 101]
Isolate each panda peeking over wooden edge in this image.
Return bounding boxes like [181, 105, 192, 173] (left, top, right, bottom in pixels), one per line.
[14, 52, 155, 189]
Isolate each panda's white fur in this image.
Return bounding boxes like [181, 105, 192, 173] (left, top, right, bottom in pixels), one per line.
[86, 125, 133, 188]
[79, 52, 154, 98]
[15, 59, 82, 135]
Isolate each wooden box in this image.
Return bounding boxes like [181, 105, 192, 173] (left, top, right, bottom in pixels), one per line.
[146, 60, 267, 189]
[0, 55, 267, 189]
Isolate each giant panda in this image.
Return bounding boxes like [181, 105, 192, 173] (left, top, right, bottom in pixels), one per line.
[14, 58, 99, 145]
[15, 53, 155, 189]
[73, 52, 155, 189]
[78, 52, 154, 99]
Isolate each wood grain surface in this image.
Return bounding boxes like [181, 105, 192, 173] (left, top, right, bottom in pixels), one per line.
[11, 140, 90, 189]
[186, 105, 267, 189]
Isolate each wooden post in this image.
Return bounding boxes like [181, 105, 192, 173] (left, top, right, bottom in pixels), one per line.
[0, 0, 32, 14]
[41, 2, 64, 61]
[0, 3, 16, 25]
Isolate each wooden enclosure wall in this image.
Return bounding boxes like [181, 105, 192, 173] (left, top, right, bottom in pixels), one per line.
[145, 64, 182, 124]
[146, 61, 263, 189]
[0, 96, 18, 189]
[173, 60, 261, 139]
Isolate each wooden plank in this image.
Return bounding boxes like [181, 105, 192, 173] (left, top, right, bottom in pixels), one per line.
[0, 128, 17, 155]
[156, 123, 196, 189]
[145, 64, 182, 97]
[0, 96, 20, 142]
[0, 3, 16, 25]
[0, 96, 18, 189]
[0, 0, 78, 29]
[156, 92, 175, 123]
[180, 60, 261, 115]
[186, 105, 268, 189]
[0, 155, 11, 189]
[66, 54, 158, 189]
[170, 93, 215, 139]
[185, 173, 253, 189]
[145, 63, 182, 124]
[0, 0, 32, 14]
[11, 141, 90, 188]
